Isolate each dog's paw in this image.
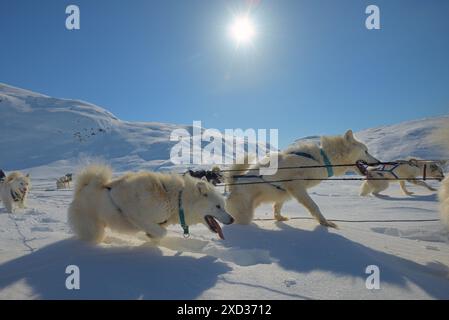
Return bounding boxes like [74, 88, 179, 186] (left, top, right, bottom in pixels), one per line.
[320, 220, 338, 229]
[274, 215, 289, 222]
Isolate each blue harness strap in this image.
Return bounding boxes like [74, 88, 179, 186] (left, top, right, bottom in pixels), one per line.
[289, 149, 334, 177]
[320, 149, 334, 178]
[178, 191, 189, 237]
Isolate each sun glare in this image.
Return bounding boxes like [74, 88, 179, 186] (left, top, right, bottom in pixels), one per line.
[229, 15, 256, 45]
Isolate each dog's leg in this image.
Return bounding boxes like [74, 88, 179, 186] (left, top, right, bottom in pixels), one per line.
[273, 202, 288, 221]
[287, 187, 337, 228]
[399, 181, 414, 195]
[5, 200, 13, 213]
[126, 214, 167, 240]
[359, 181, 372, 196]
[408, 179, 437, 192]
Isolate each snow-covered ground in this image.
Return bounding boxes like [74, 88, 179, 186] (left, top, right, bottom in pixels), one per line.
[1, 175, 448, 299]
[1, 83, 449, 299]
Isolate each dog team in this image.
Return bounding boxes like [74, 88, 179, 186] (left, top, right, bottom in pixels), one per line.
[1, 129, 448, 245]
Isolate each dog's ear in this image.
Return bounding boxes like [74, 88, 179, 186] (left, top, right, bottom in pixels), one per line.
[197, 181, 209, 197]
[344, 130, 354, 142]
[25, 173, 30, 178]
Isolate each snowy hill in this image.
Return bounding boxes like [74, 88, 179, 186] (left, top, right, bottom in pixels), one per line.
[357, 117, 449, 161]
[293, 116, 449, 161]
[1, 83, 448, 174]
[0, 83, 188, 172]
[1, 83, 274, 175]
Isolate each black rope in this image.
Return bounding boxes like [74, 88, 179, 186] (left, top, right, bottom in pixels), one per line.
[253, 217, 440, 223]
[218, 159, 448, 173]
[220, 176, 441, 188]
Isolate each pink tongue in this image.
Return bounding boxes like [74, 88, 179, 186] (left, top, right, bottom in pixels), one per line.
[209, 217, 225, 240]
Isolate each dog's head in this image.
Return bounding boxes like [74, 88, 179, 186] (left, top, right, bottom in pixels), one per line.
[427, 162, 445, 181]
[9, 173, 31, 196]
[185, 176, 234, 239]
[342, 130, 379, 165]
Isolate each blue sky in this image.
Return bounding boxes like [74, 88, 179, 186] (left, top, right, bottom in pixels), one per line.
[1, 0, 448, 147]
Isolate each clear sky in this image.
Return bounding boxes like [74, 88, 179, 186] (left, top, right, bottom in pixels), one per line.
[1, 0, 448, 147]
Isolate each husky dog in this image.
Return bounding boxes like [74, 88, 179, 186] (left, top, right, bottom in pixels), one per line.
[225, 130, 379, 227]
[56, 173, 73, 189]
[68, 165, 234, 244]
[0, 172, 31, 213]
[359, 159, 444, 196]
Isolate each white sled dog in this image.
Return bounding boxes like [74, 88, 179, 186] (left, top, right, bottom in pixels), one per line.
[56, 173, 73, 189]
[359, 159, 444, 196]
[225, 130, 379, 227]
[0, 172, 31, 213]
[68, 165, 234, 244]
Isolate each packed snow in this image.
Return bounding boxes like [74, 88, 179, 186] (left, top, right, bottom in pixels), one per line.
[0, 84, 448, 299]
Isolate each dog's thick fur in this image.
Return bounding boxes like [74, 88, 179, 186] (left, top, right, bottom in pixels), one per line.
[0, 172, 31, 213]
[360, 159, 444, 196]
[68, 165, 234, 244]
[225, 130, 378, 227]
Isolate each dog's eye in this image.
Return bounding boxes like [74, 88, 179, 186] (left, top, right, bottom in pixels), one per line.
[216, 205, 221, 209]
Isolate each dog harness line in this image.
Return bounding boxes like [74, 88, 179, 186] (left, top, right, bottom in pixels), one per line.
[289, 149, 334, 177]
[178, 191, 189, 237]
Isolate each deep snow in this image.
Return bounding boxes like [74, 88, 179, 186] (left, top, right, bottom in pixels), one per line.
[0, 84, 448, 299]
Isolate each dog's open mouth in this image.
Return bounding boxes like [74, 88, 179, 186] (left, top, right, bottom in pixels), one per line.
[205, 215, 224, 240]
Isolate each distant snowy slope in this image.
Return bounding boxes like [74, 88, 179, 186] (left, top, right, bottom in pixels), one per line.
[0, 83, 187, 171]
[356, 117, 449, 161]
[1, 83, 448, 172]
[293, 117, 449, 161]
[0, 83, 267, 172]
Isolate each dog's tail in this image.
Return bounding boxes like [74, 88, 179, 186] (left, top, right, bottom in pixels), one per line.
[225, 154, 255, 186]
[73, 165, 112, 196]
[68, 165, 112, 243]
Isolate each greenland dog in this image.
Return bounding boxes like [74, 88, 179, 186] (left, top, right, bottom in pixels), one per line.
[68, 165, 234, 244]
[225, 130, 379, 227]
[56, 173, 73, 189]
[0, 172, 31, 213]
[359, 159, 444, 196]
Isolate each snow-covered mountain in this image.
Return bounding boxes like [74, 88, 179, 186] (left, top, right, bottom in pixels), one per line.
[294, 117, 449, 162]
[0, 83, 268, 173]
[0, 83, 189, 171]
[1, 83, 448, 173]
[356, 117, 449, 161]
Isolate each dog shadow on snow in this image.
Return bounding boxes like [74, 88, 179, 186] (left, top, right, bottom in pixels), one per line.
[0, 238, 231, 299]
[165, 223, 449, 299]
[373, 193, 438, 202]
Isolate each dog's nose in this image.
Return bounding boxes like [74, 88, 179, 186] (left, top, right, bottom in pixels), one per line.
[229, 217, 235, 224]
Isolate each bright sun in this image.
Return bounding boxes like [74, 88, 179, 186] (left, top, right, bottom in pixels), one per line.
[229, 15, 256, 45]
